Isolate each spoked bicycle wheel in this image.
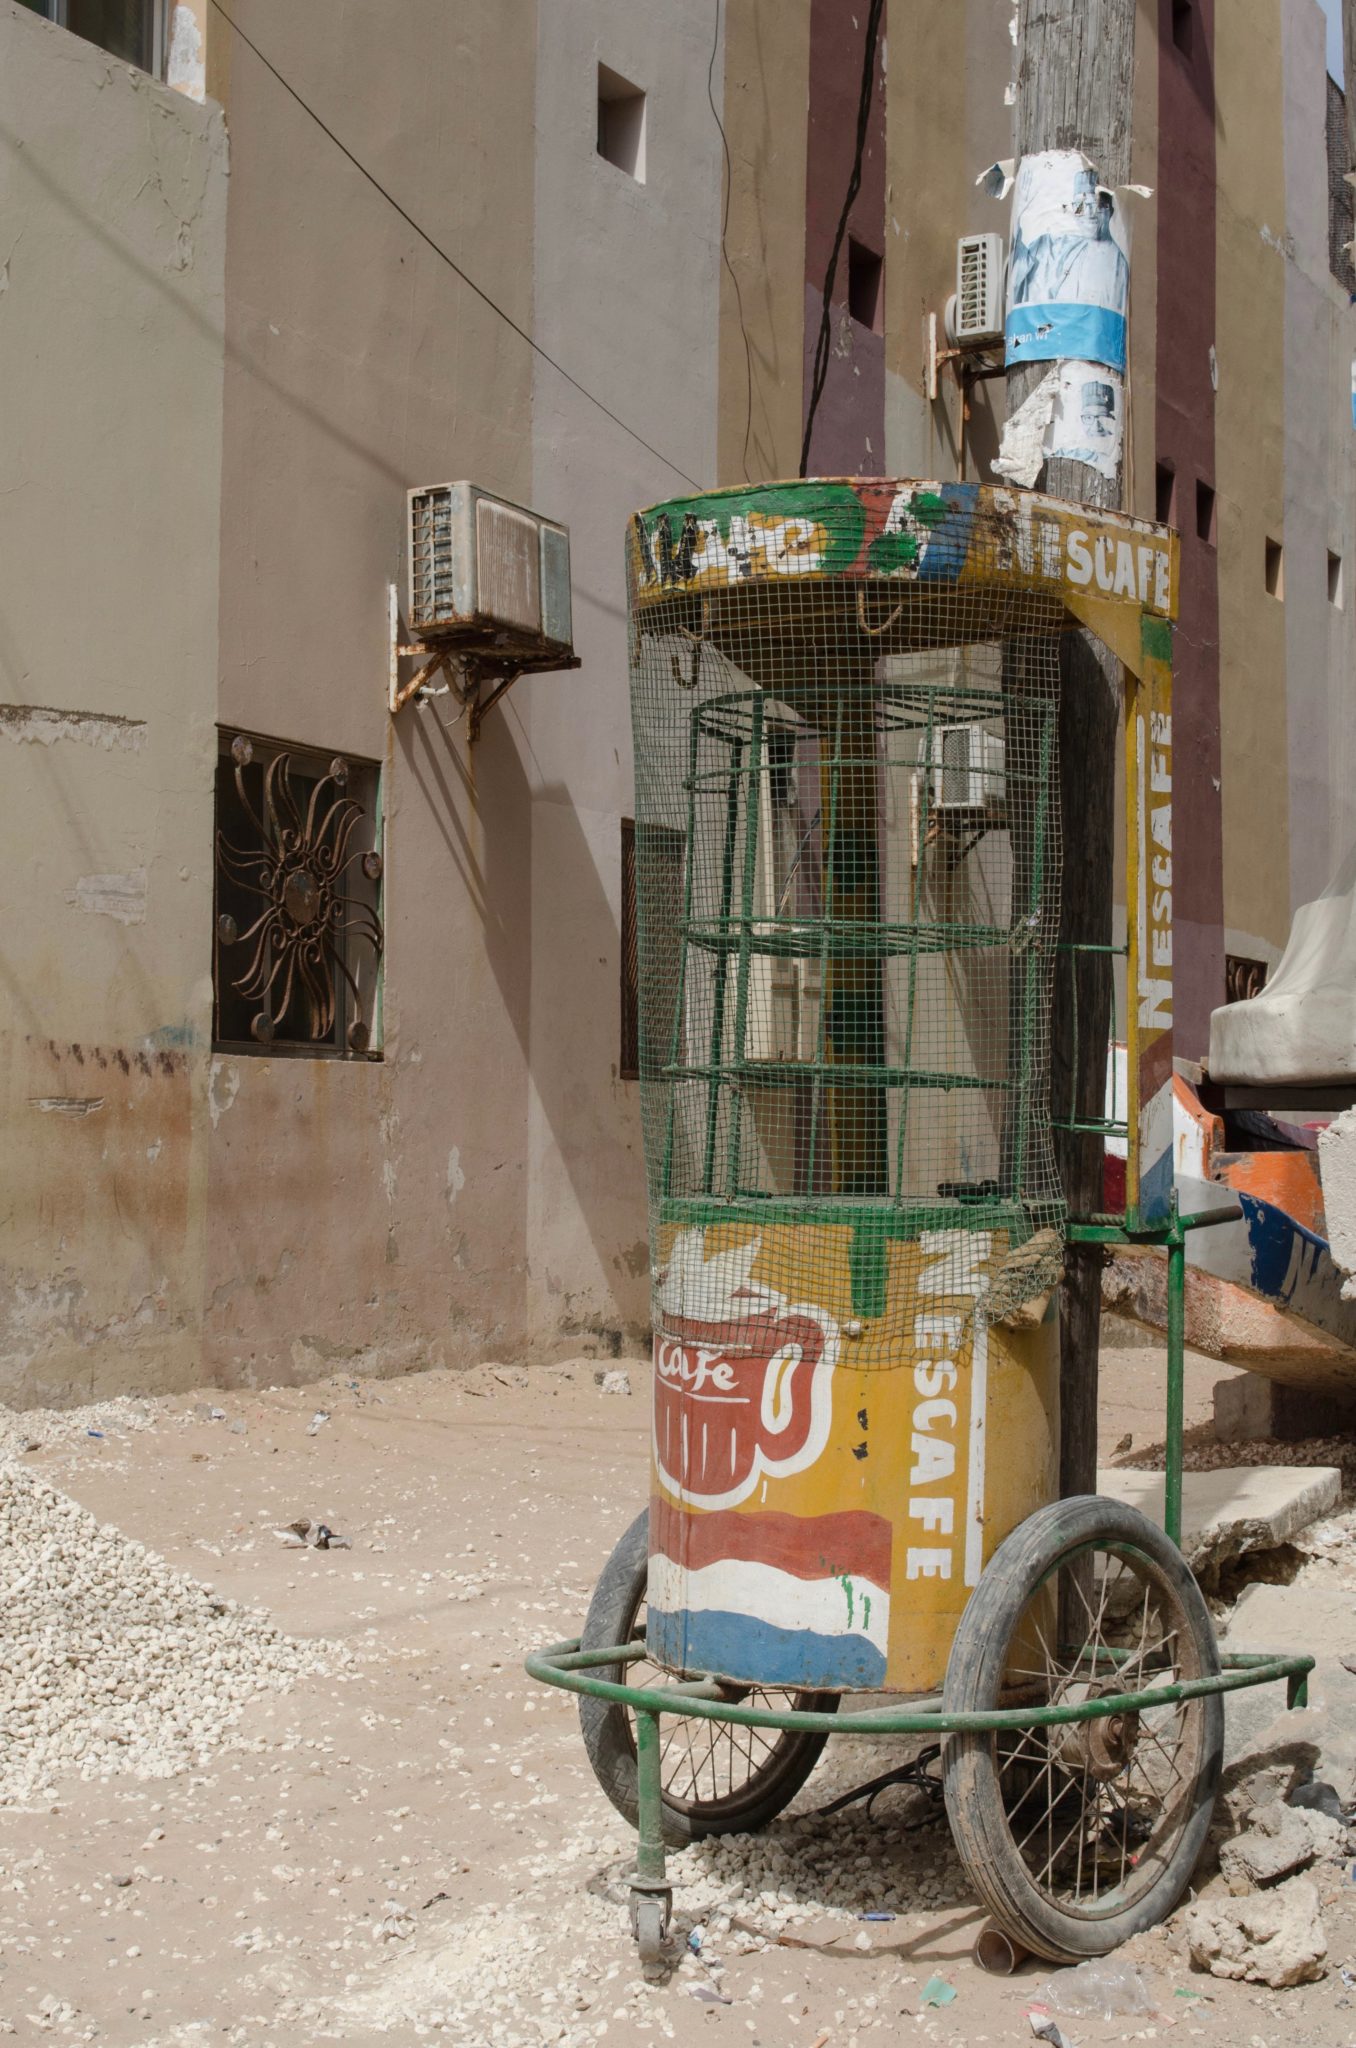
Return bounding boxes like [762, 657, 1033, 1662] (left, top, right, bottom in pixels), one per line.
[943, 1494, 1223, 1962]
[579, 1509, 838, 1846]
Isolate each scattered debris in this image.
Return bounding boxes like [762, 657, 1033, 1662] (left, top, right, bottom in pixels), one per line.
[1038, 1957, 1157, 2018]
[1028, 2011, 1077, 2048]
[920, 1974, 956, 2007]
[1288, 1779, 1348, 1821]
[597, 1369, 632, 1396]
[375, 1903, 415, 1944]
[273, 1520, 351, 1550]
[1220, 1797, 1347, 1894]
[1185, 1872, 1329, 1986]
[306, 1410, 331, 1436]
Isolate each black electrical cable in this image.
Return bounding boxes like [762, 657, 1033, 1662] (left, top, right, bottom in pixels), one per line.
[707, 0, 755, 483]
[207, 0, 704, 493]
[799, 0, 886, 478]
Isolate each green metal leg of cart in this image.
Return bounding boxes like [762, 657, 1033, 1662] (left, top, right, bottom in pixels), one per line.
[630, 1708, 672, 1973]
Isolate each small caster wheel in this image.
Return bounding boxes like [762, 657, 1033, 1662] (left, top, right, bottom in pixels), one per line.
[630, 1888, 670, 1973]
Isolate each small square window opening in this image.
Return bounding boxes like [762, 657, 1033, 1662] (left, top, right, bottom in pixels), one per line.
[1172, 0, 1193, 57]
[214, 731, 384, 1058]
[597, 63, 646, 181]
[1195, 479, 1216, 546]
[1265, 537, 1284, 599]
[1329, 551, 1344, 608]
[1225, 954, 1269, 1005]
[1154, 463, 1176, 525]
[848, 238, 883, 332]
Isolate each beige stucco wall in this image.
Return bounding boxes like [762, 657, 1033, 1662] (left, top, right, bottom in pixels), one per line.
[0, 2, 226, 1404]
[1215, 0, 1291, 960]
[718, 0, 810, 485]
[206, 0, 541, 1383]
[526, 0, 723, 1350]
[885, 0, 1013, 482]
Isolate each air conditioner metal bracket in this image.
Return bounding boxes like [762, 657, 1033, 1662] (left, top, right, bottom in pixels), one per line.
[387, 584, 581, 741]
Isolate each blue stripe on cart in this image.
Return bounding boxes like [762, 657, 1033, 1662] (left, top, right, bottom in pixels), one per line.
[648, 1607, 887, 1691]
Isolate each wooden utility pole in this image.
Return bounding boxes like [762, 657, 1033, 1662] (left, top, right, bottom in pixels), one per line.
[1008, 0, 1137, 1506]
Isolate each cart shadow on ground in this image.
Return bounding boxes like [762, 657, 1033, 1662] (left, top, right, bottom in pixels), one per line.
[579, 1726, 996, 1970]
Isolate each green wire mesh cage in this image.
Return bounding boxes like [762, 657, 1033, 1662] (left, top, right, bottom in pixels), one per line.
[628, 481, 1068, 1276]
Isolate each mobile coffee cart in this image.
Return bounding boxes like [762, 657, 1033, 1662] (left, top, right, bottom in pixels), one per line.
[528, 480, 1310, 1967]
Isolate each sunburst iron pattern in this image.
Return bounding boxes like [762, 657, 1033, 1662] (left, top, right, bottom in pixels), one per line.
[215, 735, 383, 1052]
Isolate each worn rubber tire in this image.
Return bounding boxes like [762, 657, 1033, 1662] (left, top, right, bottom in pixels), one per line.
[942, 1494, 1223, 1962]
[578, 1508, 836, 1846]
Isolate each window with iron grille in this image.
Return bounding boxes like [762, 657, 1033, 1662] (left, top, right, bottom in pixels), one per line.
[213, 731, 384, 1058]
[621, 817, 685, 1082]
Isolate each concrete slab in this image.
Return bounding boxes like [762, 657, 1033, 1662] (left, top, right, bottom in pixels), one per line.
[1096, 1463, 1342, 1575]
[1220, 1578, 1356, 1792]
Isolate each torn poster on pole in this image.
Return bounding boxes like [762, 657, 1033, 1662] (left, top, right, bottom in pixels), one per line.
[1005, 150, 1132, 374]
[994, 360, 1124, 488]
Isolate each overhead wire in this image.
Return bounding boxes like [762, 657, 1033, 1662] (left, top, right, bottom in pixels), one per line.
[799, 0, 886, 477]
[207, 0, 704, 493]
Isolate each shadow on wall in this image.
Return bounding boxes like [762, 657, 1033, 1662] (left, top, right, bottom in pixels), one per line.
[397, 695, 649, 1351]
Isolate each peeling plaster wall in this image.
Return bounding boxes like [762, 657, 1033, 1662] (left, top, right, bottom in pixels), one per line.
[208, 0, 539, 1384]
[527, 0, 722, 1353]
[0, 2, 225, 1405]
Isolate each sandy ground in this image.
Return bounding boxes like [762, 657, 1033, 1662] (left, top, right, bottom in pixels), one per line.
[3, 1325, 1356, 2047]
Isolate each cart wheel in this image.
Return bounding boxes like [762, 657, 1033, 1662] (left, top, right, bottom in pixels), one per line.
[579, 1509, 837, 1846]
[943, 1494, 1223, 1963]
[630, 1888, 670, 1972]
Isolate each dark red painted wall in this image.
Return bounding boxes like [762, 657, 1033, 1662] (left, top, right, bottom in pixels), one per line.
[802, 0, 887, 475]
[1156, 0, 1223, 1057]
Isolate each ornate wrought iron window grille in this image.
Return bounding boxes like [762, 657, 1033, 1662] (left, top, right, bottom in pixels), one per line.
[213, 731, 384, 1058]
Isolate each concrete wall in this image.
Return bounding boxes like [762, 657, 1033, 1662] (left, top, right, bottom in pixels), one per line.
[8, 0, 1356, 1405]
[1281, 5, 1356, 916]
[206, 0, 542, 1383]
[0, 3, 226, 1405]
[885, 0, 1014, 483]
[527, 0, 722, 1347]
[718, 0, 810, 485]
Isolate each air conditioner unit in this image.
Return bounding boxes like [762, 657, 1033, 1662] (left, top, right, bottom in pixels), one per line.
[929, 723, 1006, 810]
[407, 481, 573, 650]
[945, 233, 1004, 345]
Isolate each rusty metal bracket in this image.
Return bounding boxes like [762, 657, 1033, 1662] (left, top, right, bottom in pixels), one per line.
[925, 311, 1005, 402]
[387, 583, 581, 740]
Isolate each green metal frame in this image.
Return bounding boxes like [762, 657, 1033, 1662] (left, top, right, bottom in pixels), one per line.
[525, 1202, 1314, 1957]
[667, 681, 1059, 1211]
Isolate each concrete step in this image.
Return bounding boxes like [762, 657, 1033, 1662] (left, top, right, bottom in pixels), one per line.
[1095, 1463, 1341, 1575]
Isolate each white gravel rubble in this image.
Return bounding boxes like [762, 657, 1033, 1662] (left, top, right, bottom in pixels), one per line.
[0, 1462, 343, 1807]
[333, 1741, 963, 2044]
[0, 1390, 159, 1463]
